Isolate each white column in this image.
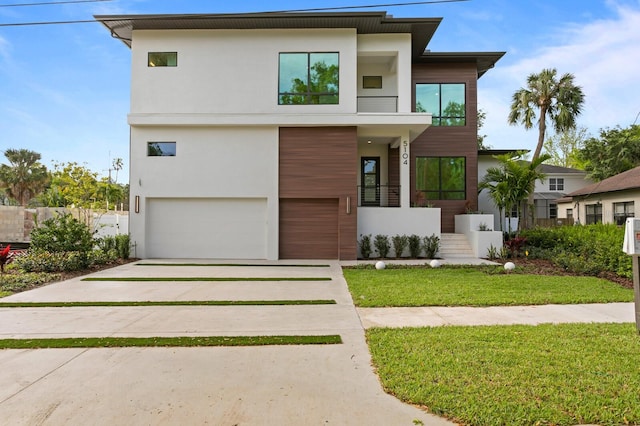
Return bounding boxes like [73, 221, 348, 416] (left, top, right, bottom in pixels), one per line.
[399, 132, 411, 208]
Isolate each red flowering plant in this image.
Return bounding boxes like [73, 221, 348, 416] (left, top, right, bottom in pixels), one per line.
[0, 245, 13, 273]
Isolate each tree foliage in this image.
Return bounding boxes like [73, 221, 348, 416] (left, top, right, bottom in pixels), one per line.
[576, 125, 640, 181]
[542, 127, 589, 168]
[0, 149, 49, 206]
[479, 151, 550, 232]
[508, 68, 585, 162]
[477, 109, 490, 149]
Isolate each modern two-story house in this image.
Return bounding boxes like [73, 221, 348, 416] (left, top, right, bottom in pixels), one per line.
[96, 12, 504, 260]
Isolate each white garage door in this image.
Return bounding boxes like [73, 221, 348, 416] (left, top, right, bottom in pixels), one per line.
[146, 198, 267, 259]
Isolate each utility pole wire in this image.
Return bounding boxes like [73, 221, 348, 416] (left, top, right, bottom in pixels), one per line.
[0, 0, 469, 27]
[0, 0, 111, 7]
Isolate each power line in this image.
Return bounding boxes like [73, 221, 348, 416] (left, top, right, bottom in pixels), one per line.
[0, 0, 469, 27]
[0, 0, 111, 7]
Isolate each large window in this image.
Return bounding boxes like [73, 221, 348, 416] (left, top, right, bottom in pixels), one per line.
[614, 201, 634, 225]
[416, 157, 466, 200]
[549, 178, 564, 191]
[586, 204, 602, 224]
[415, 83, 465, 126]
[148, 52, 177, 67]
[147, 142, 176, 157]
[279, 52, 339, 105]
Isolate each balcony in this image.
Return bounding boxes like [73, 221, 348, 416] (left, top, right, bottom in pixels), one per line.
[357, 96, 398, 113]
[357, 185, 400, 207]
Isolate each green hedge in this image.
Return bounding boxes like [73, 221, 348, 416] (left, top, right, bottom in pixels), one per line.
[521, 224, 631, 278]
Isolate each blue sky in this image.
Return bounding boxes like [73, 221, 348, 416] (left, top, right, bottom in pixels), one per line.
[1, 0, 639, 182]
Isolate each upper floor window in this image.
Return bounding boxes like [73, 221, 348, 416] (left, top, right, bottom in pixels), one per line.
[549, 178, 564, 191]
[416, 156, 466, 200]
[147, 142, 176, 157]
[148, 52, 177, 67]
[614, 201, 634, 225]
[415, 83, 465, 126]
[279, 52, 339, 105]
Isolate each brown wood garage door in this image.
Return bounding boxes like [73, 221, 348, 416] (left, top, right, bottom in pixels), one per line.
[279, 198, 339, 259]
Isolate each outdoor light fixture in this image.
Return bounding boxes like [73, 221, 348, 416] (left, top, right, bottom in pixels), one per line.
[135, 196, 140, 213]
[346, 196, 351, 214]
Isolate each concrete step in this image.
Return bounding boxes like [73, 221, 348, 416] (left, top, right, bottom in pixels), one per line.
[438, 233, 475, 258]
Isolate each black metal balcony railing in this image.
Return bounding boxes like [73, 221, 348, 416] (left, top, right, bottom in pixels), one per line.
[357, 185, 400, 207]
[357, 96, 398, 113]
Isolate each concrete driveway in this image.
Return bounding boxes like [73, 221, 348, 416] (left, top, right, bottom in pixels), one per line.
[0, 260, 452, 425]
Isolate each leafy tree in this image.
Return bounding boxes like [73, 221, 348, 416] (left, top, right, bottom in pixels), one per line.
[477, 109, 491, 150]
[542, 127, 589, 168]
[45, 162, 100, 208]
[479, 151, 550, 232]
[0, 149, 49, 206]
[112, 157, 124, 183]
[576, 125, 640, 181]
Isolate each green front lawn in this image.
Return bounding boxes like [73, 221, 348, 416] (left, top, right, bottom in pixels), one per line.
[344, 267, 633, 307]
[367, 323, 640, 426]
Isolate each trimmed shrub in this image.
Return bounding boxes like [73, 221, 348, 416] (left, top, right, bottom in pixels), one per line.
[30, 213, 94, 254]
[359, 234, 372, 259]
[115, 234, 130, 259]
[391, 235, 409, 258]
[408, 234, 422, 258]
[374, 234, 391, 258]
[423, 234, 440, 259]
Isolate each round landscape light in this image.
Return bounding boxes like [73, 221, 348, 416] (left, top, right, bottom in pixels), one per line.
[429, 259, 441, 268]
[375, 261, 386, 270]
[504, 261, 516, 271]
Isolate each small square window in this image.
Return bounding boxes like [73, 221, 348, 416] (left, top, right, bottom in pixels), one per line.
[363, 76, 382, 89]
[148, 52, 177, 67]
[147, 142, 176, 156]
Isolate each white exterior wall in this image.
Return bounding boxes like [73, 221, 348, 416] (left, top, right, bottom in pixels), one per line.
[564, 190, 640, 225]
[538, 173, 591, 194]
[131, 29, 358, 115]
[129, 126, 279, 259]
[357, 34, 412, 112]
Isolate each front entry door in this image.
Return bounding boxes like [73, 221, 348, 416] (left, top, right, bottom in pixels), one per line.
[361, 157, 380, 206]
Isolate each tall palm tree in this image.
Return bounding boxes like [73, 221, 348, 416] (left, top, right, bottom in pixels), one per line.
[0, 149, 50, 206]
[508, 68, 585, 162]
[508, 68, 584, 225]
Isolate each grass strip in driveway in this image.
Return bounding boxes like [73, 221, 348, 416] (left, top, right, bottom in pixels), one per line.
[136, 263, 331, 267]
[367, 323, 640, 426]
[0, 335, 343, 349]
[344, 267, 633, 307]
[0, 300, 337, 308]
[82, 277, 332, 282]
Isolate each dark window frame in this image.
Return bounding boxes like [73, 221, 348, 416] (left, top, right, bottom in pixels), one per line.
[585, 203, 603, 225]
[148, 52, 177, 67]
[415, 156, 466, 201]
[415, 83, 466, 126]
[549, 178, 564, 191]
[278, 52, 340, 105]
[147, 142, 176, 157]
[613, 201, 634, 225]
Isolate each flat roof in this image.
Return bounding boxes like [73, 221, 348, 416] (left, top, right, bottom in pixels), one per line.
[94, 11, 505, 75]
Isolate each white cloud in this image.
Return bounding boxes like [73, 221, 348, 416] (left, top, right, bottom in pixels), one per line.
[480, 3, 640, 150]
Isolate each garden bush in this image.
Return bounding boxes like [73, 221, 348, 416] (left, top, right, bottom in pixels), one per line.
[115, 234, 130, 259]
[30, 213, 94, 254]
[14, 250, 90, 273]
[422, 234, 440, 259]
[358, 234, 372, 259]
[374, 234, 391, 258]
[408, 235, 421, 258]
[391, 235, 409, 258]
[521, 224, 631, 278]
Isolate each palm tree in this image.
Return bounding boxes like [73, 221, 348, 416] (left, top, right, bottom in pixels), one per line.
[509, 68, 585, 161]
[479, 151, 550, 233]
[508, 68, 584, 225]
[0, 149, 49, 206]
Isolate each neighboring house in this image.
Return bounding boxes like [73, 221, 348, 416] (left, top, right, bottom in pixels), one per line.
[557, 165, 640, 225]
[478, 151, 592, 230]
[96, 12, 504, 260]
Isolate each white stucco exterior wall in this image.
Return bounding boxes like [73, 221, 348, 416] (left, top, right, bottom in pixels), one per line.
[129, 126, 279, 259]
[131, 29, 358, 115]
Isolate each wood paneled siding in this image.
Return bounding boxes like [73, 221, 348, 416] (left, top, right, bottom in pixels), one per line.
[279, 127, 357, 259]
[411, 63, 479, 232]
[388, 146, 400, 192]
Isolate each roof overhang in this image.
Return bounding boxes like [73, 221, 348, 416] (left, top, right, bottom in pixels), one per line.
[94, 11, 442, 58]
[415, 51, 506, 78]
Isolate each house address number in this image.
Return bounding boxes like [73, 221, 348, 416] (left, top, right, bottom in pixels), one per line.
[402, 141, 409, 165]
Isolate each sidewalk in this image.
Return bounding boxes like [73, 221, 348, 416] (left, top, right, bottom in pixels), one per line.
[357, 302, 635, 328]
